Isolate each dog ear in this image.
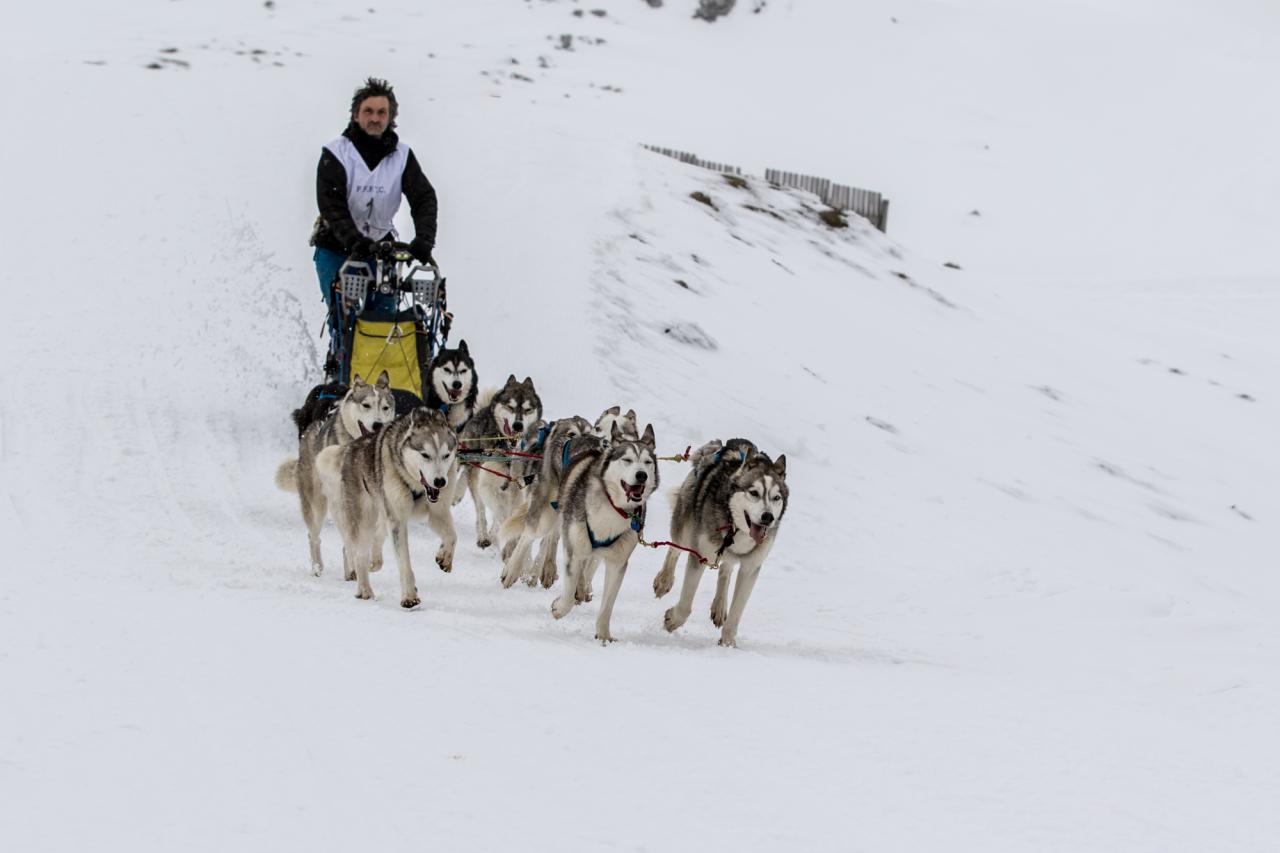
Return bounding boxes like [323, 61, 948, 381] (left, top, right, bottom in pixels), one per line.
[641, 423, 655, 448]
[522, 376, 534, 388]
[457, 339, 468, 355]
[604, 405, 620, 416]
[375, 370, 390, 389]
[625, 409, 636, 421]
[351, 374, 365, 387]
[505, 373, 518, 387]
[773, 454, 787, 477]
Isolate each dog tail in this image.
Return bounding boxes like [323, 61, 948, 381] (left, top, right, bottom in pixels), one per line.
[274, 458, 299, 493]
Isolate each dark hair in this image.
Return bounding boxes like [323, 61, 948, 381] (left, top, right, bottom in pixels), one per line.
[349, 77, 398, 129]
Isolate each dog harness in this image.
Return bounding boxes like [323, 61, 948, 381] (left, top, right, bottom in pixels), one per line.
[585, 489, 644, 549]
[436, 401, 466, 434]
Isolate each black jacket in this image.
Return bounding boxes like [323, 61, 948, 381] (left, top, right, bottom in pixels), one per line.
[314, 123, 438, 255]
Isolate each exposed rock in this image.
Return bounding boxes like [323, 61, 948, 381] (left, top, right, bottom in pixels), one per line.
[693, 0, 736, 22]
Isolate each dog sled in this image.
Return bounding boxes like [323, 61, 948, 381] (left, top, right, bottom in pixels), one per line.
[325, 241, 450, 403]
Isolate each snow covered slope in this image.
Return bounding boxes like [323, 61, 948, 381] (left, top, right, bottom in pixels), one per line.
[2, 1, 1278, 850]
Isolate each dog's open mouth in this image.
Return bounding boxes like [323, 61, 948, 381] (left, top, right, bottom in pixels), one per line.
[501, 419, 514, 436]
[447, 388, 462, 401]
[359, 422, 382, 437]
[747, 517, 768, 545]
[420, 474, 441, 503]
[621, 480, 645, 503]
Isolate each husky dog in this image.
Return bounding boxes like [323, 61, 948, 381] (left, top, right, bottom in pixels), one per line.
[275, 372, 395, 576]
[458, 375, 543, 548]
[315, 407, 460, 608]
[593, 406, 638, 448]
[424, 339, 478, 433]
[652, 440, 789, 647]
[551, 422, 659, 643]
[290, 381, 349, 437]
[498, 416, 594, 588]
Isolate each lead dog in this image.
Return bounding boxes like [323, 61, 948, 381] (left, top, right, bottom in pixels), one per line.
[551, 422, 659, 643]
[652, 439, 789, 647]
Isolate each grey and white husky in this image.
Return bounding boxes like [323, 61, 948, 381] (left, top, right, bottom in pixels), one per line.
[498, 415, 594, 588]
[275, 372, 395, 576]
[652, 439, 789, 647]
[551, 422, 659, 643]
[315, 407, 461, 608]
[424, 339, 478, 433]
[593, 405, 638, 447]
[458, 375, 543, 549]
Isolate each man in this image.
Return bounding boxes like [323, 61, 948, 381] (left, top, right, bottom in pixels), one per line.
[310, 77, 438, 376]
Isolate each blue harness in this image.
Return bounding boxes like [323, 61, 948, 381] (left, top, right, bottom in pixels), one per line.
[586, 508, 643, 549]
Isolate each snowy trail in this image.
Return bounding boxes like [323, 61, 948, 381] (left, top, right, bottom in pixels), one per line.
[4, 1, 1280, 850]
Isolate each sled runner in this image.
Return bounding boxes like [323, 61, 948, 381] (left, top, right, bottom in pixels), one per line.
[325, 241, 450, 402]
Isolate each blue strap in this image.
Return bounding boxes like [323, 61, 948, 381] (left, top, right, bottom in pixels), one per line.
[531, 425, 550, 453]
[549, 500, 558, 510]
[586, 518, 622, 550]
[713, 449, 746, 465]
[561, 437, 572, 468]
[317, 392, 340, 401]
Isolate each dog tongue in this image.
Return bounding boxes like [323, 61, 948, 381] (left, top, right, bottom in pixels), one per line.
[749, 523, 767, 545]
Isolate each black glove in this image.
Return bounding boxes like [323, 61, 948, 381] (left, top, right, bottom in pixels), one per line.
[409, 237, 435, 265]
[349, 236, 375, 258]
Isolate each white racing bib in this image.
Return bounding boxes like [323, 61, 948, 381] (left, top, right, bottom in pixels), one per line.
[325, 135, 409, 240]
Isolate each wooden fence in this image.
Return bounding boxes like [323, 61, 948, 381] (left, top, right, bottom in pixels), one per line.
[640, 144, 742, 175]
[642, 144, 888, 232]
[765, 169, 889, 232]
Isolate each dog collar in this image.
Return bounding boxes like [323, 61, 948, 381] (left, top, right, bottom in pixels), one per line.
[604, 487, 634, 521]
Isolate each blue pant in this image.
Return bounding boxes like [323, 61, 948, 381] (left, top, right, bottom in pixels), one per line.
[313, 247, 400, 372]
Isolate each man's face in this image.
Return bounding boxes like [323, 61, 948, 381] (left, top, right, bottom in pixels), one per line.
[355, 96, 391, 137]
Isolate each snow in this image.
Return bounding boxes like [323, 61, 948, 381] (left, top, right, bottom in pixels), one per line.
[2, 0, 1278, 850]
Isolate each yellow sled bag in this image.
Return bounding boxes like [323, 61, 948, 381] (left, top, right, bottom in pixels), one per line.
[349, 316, 424, 397]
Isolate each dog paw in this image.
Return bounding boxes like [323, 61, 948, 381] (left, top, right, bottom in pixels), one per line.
[476, 537, 491, 550]
[551, 597, 572, 620]
[663, 607, 686, 633]
[355, 587, 373, 600]
[717, 632, 737, 648]
[401, 595, 421, 609]
[523, 574, 538, 587]
[311, 562, 324, 578]
[710, 597, 728, 627]
[540, 568, 557, 589]
[435, 549, 453, 573]
[653, 568, 674, 598]
[575, 585, 593, 604]
[344, 570, 356, 582]
[500, 566, 519, 589]
[595, 632, 616, 645]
